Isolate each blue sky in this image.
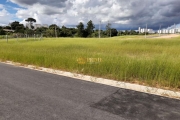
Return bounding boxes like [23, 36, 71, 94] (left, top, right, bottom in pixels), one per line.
[0, 0, 19, 14]
[0, 0, 22, 23]
[1, 0, 180, 30]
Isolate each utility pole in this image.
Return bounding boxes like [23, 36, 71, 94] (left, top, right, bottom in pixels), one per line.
[110, 22, 111, 37]
[108, 21, 111, 37]
[145, 24, 147, 38]
[16, 34, 18, 41]
[6, 35, 8, 43]
[110, 25, 111, 37]
[174, 23, 176, 34]
[55, 25, 57, 38]
[139, 27, 141, 34]
[99, 20, 101, 38]
[159, 24, 161, 36]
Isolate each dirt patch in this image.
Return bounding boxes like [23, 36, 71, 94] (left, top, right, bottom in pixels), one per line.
[154, 34, 180, 39]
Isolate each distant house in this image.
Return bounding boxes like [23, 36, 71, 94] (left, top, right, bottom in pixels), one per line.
[138, 27, 155, 34]
[157, 24, 180, 34]
[26, 23, 49, 29]
[26, 23, 32, 29]
[42, 24, 49, 28]
[34, 24, 42, 29]
[3, 29, 15, 32]
[177, 28, 180, 33]
[157, 28, 177, 34]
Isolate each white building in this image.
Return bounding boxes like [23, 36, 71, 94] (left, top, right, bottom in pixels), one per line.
[177, 28, 180, 33]
[26, 23, 32, 29]
[147, 29, 155, 34]
[26, 23, 49, 29]
[157, 23, 180, 34]
[34, 24, 42, 29]
[138, 27, 155, 34]
[42, 24, 48, 28]
[165, 29, 169, 34]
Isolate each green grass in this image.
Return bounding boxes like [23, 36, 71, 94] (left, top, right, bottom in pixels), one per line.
[0, 36, 180, 90]
[0, 35, 5, 39]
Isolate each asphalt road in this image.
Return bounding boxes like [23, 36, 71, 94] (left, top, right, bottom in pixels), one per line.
[0, 63, 180, 120]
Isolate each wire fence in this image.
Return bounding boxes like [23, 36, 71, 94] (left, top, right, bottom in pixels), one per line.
[0, 34, 43, 42]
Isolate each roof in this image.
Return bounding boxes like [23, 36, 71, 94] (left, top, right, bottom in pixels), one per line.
[3, 29, 15, 32]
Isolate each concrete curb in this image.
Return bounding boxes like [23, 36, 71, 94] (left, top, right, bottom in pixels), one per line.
[2, 61, 180, 100]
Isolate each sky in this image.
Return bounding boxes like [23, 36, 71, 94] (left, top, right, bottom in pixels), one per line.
[0, 0, 180, 30]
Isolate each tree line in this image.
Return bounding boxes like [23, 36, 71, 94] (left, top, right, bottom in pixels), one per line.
[0, 18, 139, 38]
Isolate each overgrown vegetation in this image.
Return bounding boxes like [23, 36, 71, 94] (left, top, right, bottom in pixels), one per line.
[0, 36, 180, 90]
[0, 18, 139, 38]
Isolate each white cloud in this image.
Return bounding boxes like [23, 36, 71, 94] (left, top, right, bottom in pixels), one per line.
[0, 0, 179, 29]
[10, 0, 139, 26]
[0, 5, 12, 25]
[0, 4, 4, 9]
[0, 9, 8, 17]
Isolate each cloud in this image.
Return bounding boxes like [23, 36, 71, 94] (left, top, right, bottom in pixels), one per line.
[10, 0, 69, 7]
[3, 0, 180, 30]
[0, 4, 13, 25]
[0, 4, 4, 9]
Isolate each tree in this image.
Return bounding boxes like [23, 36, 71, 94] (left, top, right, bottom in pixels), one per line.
[25, 18, 36, 29]
[49, 24, 59, 29]
[91, 29, 99, 38]
[15, 24, 25, 33]
[0, 29, 5, 35]
[86, 20, 95, 37]
[4, 26, 11, 29]
[106, 22, 111, 37]
[117, 31, 123, 36]
[110, 28, 118, 37]
[131, 30, 138, 35]
[11, 21, 20, 30]
[9, 21, 25, 33]
[25, 29, 34, 35]
[76, 22, 85, 37]
[49, 24, 59, 37]
[45, 29, 53, 37]
[69, 28, 77, 37]
[59, 26, 74, 37]
[35, 27, 48, 35]
[59, 26, 67, 37]
[124, 30, 129, 35]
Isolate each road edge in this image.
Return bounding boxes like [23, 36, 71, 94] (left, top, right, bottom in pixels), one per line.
[1, 60, 180, 100]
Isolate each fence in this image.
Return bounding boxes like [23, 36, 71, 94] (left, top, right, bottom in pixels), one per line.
[0, 34, 43, 42]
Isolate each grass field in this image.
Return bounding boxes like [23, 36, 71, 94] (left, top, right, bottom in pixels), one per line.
[0, 36, 180, 90]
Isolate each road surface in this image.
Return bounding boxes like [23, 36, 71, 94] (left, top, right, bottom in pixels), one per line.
[0, 63, 180, 120]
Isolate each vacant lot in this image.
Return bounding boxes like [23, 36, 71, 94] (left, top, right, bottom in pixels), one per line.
[0, 36, 180, 90]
